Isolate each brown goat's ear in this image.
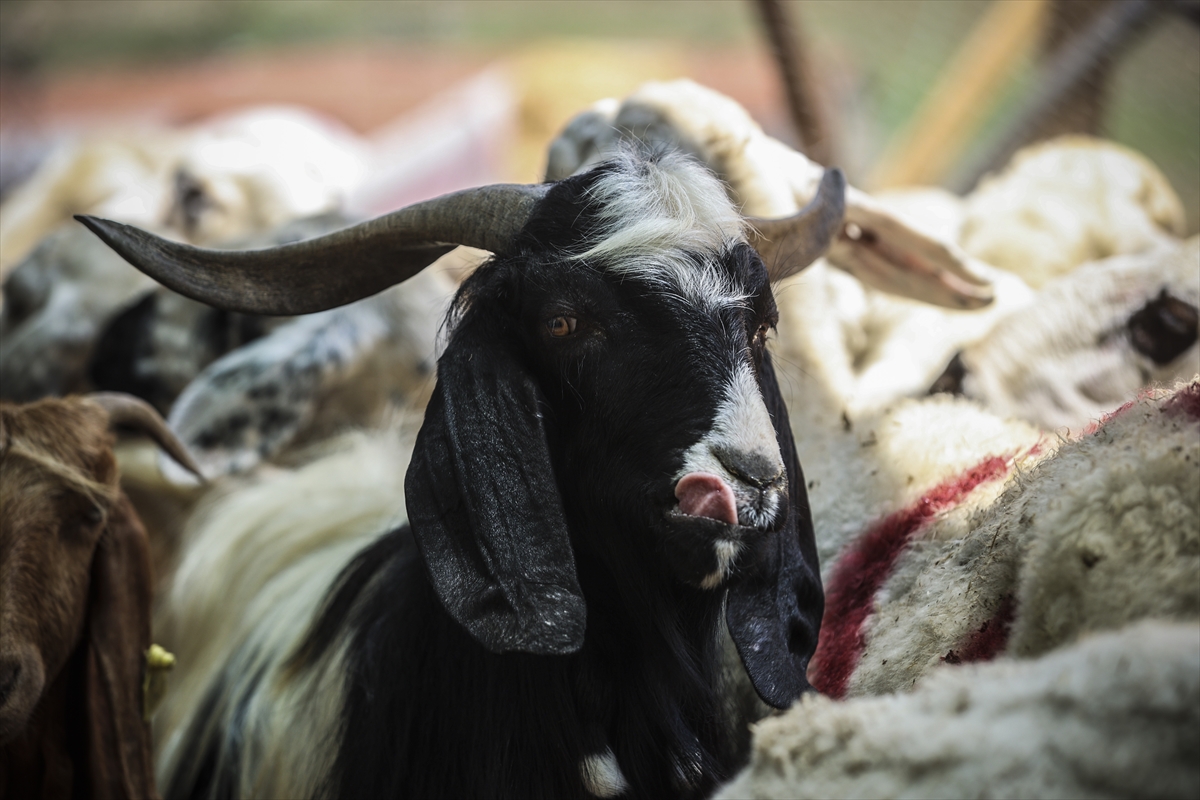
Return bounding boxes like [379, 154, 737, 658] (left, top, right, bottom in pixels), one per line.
[83, 494, 159, 799]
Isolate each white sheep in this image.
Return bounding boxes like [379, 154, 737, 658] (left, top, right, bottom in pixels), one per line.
[945, 236, 1200, 431]
[0, 105, 368, 278]
[960, 135, 1188, 288]
[717, 619, 1200, 800]
[809, 380, 1199, 698]
[712, 376, 1199, 798]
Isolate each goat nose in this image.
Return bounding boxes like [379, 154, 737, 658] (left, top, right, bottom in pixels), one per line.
[712, 446, 783, 489]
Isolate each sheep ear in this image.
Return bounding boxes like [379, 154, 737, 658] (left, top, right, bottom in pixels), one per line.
[83, 495, 158, 796]
[405, 317, 586, 656]
[725, 353, 823, 708]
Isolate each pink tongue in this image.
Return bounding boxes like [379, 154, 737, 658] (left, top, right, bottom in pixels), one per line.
[675, 472, 738, 525]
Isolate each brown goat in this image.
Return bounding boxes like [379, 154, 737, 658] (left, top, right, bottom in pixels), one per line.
[0, 394, 199, 799]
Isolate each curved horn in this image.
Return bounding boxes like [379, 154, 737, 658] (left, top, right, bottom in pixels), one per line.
[748, 168, 846, 282]
[75, 184, 550, 316]
[89, 392, 205, 481]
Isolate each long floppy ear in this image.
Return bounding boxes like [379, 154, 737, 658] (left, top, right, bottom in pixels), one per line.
[725, 351, 823, 708]
[404, 315, 586, 655]
[83, 493, 159, 798]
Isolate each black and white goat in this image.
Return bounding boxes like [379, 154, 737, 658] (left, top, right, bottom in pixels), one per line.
[79, 149, 845, 798]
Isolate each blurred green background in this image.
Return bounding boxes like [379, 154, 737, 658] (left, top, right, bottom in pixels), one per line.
[1, 0, 1197, 231]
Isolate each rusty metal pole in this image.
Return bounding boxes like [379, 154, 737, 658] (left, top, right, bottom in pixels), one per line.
[753, 0, 835, 166]
[1028, 0, 1118, 142]
[953, 0, 1161, 192]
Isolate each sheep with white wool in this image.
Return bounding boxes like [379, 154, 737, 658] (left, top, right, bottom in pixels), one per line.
[717, 620, 1200, 800]
[0, 106, 368, 277]
[960, 135, 1188, 289]
[935, 236, 1199, 431]
[715, 380, 1199, 798]
[809, 380, 1199, 698]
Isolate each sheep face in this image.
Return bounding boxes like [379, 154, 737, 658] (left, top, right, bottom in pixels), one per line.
[0, 399, 117, 743]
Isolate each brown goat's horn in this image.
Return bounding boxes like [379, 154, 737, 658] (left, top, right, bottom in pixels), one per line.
[749, 168, 846, 282]
[75, 183, 550, 316]
[89, 393, 205, 481]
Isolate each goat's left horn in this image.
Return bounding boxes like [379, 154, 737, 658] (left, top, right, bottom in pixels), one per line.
[89, 392, 205, 481]
[749, 168, 846, 282]
[75, 183, 549, 316]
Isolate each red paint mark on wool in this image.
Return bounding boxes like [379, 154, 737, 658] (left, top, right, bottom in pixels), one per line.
[809, 455, 1011, 699]
[954, 594, 1016, 663]
[1083, 399, 1138, 436]
[1162, 381, 1200, 421]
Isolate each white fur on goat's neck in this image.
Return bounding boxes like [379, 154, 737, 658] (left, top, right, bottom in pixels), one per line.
[580, 748, 630, 798]
[574, 149, 748, 311]
[678, 362, 784, 587]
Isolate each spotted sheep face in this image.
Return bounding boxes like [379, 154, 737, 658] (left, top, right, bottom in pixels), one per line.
[456, 150, 791, 591]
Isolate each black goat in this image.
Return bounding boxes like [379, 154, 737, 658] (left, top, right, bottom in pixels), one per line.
[80, 148, 844, 799]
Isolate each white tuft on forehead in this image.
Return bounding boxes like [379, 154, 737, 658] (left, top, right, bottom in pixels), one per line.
[573, 148, 749, 309]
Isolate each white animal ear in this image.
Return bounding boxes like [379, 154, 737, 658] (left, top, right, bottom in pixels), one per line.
[830, 192, 995, 310]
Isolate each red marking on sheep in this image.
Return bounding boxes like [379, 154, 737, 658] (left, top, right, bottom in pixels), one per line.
[809, 455, 1012, 699]
[1162, 381, 1200, 421]
[1081, 399, 1138, 436]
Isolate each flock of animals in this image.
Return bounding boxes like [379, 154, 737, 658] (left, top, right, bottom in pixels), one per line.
[1, 79, 1197, 798]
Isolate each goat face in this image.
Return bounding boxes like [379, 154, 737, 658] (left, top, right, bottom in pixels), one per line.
[466, 186, 788, 592]
[403, 152, 828, 706]
[0, 399, 117, 743]
[1, 394, 198, 754]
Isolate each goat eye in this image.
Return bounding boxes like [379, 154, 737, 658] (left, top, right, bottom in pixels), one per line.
[546, 316, 577, 337]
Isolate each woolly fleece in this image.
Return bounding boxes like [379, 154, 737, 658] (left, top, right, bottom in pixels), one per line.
[717, 620, 1200, 800]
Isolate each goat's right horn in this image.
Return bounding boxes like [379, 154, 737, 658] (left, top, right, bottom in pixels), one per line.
[89, 392, 205, 481]
[75, 184, 549, 317]
[748, 168, 846, 282]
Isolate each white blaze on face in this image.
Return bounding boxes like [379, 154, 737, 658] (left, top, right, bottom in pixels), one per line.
[676, 361, 785, 587]
[572, 148, 750, 312]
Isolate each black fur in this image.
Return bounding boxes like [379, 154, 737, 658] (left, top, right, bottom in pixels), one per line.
[88, 290, 272, 414]
[1127, 289, 1198, 366]
[176, 156, 825, 800]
